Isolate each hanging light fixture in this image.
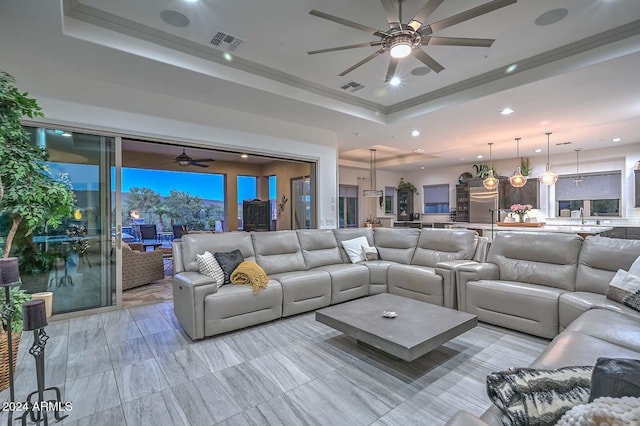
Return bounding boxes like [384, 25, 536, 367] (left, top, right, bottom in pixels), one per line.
[363, 149, 384, 197]
[483, 143, 499, 191]
[509, 137, 527, 188]
[539, 132, 558, 186]
[573, 149, 582, 185]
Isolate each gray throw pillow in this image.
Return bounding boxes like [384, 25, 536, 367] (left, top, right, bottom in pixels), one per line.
[214, 249, 244, 285]
[486, 366, 593, 426]
[606, 269, 640, 312]
[589, 357, 640, 402]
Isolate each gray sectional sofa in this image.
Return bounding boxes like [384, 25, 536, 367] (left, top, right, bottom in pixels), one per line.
[172, 227, 485, 340]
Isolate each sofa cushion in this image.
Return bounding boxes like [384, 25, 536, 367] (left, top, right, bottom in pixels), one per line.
[373, 227, 420, 264]
[312, 263, 369, 304]
[589, 358, 640, 402]
[180, 233, 255, 273]
[341, 236, 370, 263]
[487, 231, 582, 291]
[576, 236, 640, 294]
[271, 270, 332, 317]
[252, 231, 306, 274]
[214, 249, 244, 285]
[606, 269, 640, 312]
[297, 229, 343, 269]
[196, 251, 224, 288]
[333, 228, 375, 264]
[486, 365, 592, 426]
[411, 229, 477, 267]
[558, 291, 640, 330]
[387, 264, 444, 306]
[562, 308, 640, 353]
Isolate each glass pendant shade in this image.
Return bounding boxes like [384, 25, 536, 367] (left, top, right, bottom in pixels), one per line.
[509, 137, 527, 188]
[482, 142, 499, 190]
[539, 132, 557, 186]
[483, 169, 499, 190]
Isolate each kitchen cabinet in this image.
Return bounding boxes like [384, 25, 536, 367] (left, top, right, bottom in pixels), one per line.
[499, 177, 539, 209]
[455, 184, 470, 222]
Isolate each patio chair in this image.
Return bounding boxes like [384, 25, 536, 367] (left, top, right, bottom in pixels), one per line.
[139, 224, 158, 241]
[172, 224, 186, 239]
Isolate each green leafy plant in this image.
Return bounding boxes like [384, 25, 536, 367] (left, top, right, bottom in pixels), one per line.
[520, 157, 530, 177]
[0, 71, 76, 258]
[473, 164, 498, 179]
[3, 287, 32, 334]
[397, 178, 418, 194]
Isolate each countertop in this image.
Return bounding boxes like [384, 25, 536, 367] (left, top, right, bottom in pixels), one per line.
[448, 223, 612, 235]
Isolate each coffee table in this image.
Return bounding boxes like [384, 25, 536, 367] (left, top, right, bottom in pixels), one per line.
[315, 293, 477, 361]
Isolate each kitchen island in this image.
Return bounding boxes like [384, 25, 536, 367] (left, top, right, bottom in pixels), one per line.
[448, 222, 613, 239]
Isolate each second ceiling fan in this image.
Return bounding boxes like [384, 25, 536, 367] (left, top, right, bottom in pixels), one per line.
[308, 0, 517, 82]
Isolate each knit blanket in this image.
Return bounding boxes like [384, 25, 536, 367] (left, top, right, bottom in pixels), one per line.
[231, 261, 269, 295]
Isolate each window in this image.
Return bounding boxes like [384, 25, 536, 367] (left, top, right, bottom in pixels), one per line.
[338, 185, 358, 228]
[384, 186, 395, 214]
[423, 184, 450, 214]
[556, 171, 621, 217]
[269, 175, 277, 220]
[237, 175, 257, 230]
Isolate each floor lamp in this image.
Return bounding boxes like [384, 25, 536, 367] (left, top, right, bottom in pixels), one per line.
[0, 257, 20, 405]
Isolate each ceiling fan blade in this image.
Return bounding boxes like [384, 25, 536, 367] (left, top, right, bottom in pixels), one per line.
[413, 49, 445, 73]
[190, 162, 210, 168]
[308, 42, 381, 55]
[424, 36, 495, 47]
[190, 158, 215, 163]
[309, 10, 387, 37]
[408, 0, 445, 31]
[430, 0, 517, 33]
[385, 58, 399, 83]
[338, 49, 385, 77]
[380, 0, 401, 30]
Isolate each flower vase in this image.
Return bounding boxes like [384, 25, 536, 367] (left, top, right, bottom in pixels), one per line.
[516, 213, 526, 223]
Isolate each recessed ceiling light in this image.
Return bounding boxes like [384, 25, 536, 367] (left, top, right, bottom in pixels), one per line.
[458, 157, 465, 161]
[160, 10, 190, 27]
[534, 148, 542, 153]
[420, 166, 425, 170]
[612, 137, 622, 142]
[506, 64, 518, 73]
[476, 154, 483, 159]
[241, 154, 248, 158]
[61, 132, 72, 137]
[413, 148, 424, 153]
[223, 52, 233, 61]
[500, 108, 514, 115]
[411, 130, 420, 137]
[183, 0, 198, 3]
[389, 77, 401, 86]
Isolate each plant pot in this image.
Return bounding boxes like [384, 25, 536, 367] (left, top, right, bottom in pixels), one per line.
[0, 330, 21, 392]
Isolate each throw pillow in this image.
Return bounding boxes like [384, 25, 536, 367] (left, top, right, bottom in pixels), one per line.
[486, 366, 593, 426]
[606, 269, 640, 312]
[214, 249, 245, 285]
[589, 358, 640, 402]
[362, 245, 379, 261]
[341, 236, 370, 263]
[121, 241, 132, 251]
[556, 396, 640, 426]
[196, 251, 225, 289]
[628, 255, 640, 276]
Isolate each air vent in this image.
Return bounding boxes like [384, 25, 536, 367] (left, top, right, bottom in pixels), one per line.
[210, 30, 244, 52]
[339, 81, 365, 92]
[556, 141, 572, 146]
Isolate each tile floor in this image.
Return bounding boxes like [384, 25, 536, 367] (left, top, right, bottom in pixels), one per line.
[0, 301, 549, 425]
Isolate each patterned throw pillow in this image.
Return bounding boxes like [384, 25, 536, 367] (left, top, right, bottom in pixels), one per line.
[606, 269, 640, 312]
[362, 245, 379, 261]
[486, 366, 593, 426]
[196, 251, 225, 288]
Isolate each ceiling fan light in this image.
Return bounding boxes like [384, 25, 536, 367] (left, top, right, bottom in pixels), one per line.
[483, 170, 499, 191]
[390, 37, 412, 58]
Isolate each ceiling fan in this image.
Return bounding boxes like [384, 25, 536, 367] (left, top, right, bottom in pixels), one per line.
[307, 0, 517, 82]
[174, 149, 215, 168]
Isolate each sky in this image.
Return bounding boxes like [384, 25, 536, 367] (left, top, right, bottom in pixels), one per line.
[51, 163, 275, 201]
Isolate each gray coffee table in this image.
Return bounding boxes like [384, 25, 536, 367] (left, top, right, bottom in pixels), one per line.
[315, 293, 477, 361]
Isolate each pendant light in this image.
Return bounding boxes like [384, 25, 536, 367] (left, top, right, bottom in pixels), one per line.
[483, 142, 499, 191]
[363, 149, 384, 197]
[539, 132, 558, 186]
[509, 137, 527, 188]
[573, 149, 582, 185]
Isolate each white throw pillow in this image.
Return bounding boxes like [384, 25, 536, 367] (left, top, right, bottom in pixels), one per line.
[341, 236, 371, 263]
[362, 245, 379, 261]
[629, 256, 640, 276]
[196, 251, 225, 288]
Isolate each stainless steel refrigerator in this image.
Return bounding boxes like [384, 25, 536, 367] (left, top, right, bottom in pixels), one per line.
[469, 187, 499, 223]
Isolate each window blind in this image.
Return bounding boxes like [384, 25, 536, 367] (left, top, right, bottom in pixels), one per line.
[556, 171, 621, 200]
